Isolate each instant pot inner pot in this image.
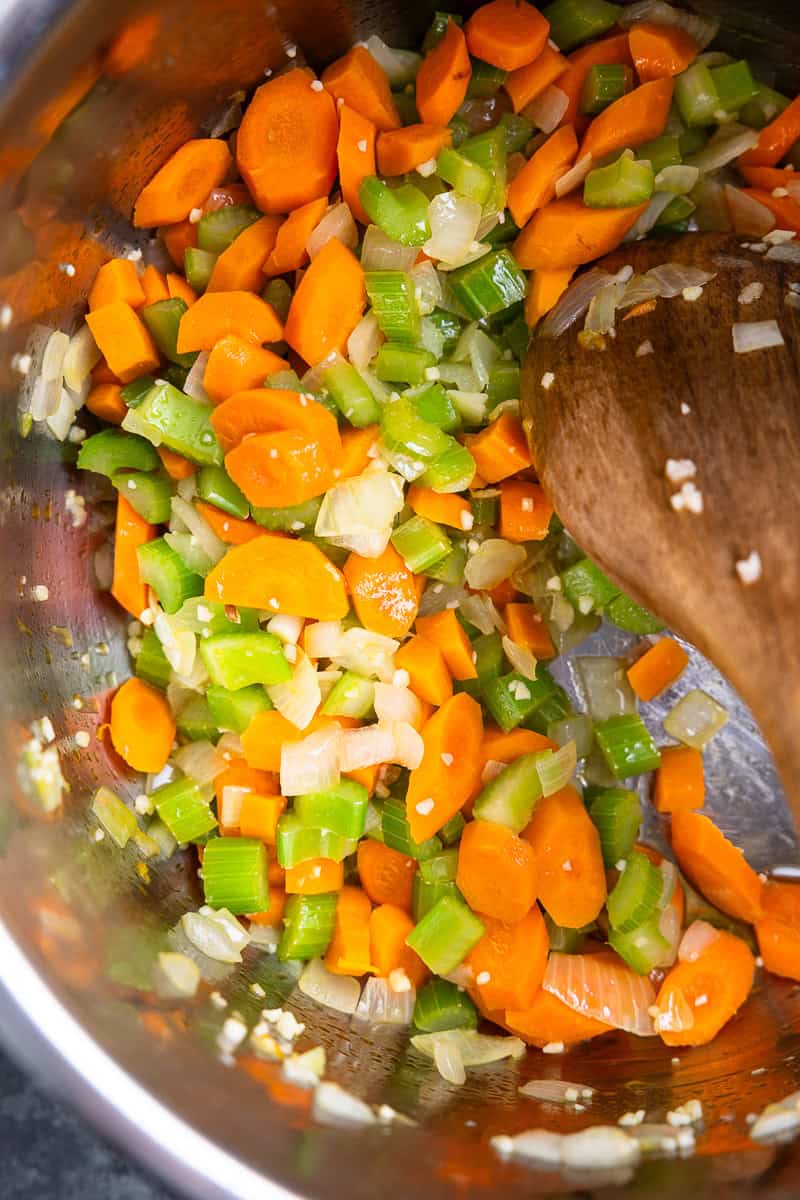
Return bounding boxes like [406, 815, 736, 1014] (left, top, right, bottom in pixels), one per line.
[0, 2, 799, 1198]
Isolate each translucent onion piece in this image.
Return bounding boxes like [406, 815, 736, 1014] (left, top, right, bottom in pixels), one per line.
[434, 1038, 466, 1085]
[646, 263, 716, 299]
[540, 269, 620, 338]
[663, 687, 729, 747]
[465, 539, 527, 591]
[625, 193, 674, 241]
[686, 123, 759, 174]
[333, 627, 399, 681]
[418, 582, 468, 618]
[654, 164, 699, 195]
[181, 906, 250, 964]
[525, 84, 569, 133]
[618, 0, 719, 49]
[502, 635, 538, 681]
[584, 280, 628, 334]
[656, 903, 682, 968]
[543, 952, 657, 1037]
[154, 612, 196, 677]
[555, 153, 593, 198]
[536, 739, 577, 796]
[172, 739, 224, 785]
[576, 656, 637, 722]
[766, 240, 800, 263]
[280, 725, 342, 796]
[459, 591, 507, 635]
[267, 650, 321, 730]
[423, 191, 483, 267]
[267, 614, 304, 645]
[312, 1081, 376, 1126]
[410, 260, 443, 315]
[355, 976, 416, 1024]
[215, 731, 243, 761]
[154, 951, 200, 998]
[184, 351, 211, 403]
[361, 225, 418, 273]
[562, 1127, 641, 1170]
[46, 386, 81, 441]
[315, 469, 405, 555]
[618, 273, 663, 310]
[219, 784, 246, 830]
[373, 681, 422, 726]
[307, 201, 359, 259]
[549, 713, 594, 759]
[303, 619, 342, 660]
[347, 310, 383, 371]
[436, 360, 480, 391]
[732, 318, 786, 354]
[62, 323, 101, 392]
[750, 1092, 800, 1142]
[412, 1029, 525, 1084]
[30, 329, 70, 420]
[364, 35, 421, 86]
[299, 957, 361, 1013]
[388, 720, 425, 770]
[678, 919, 721, 963]
[449, 390, 488, 425]
[339, 724, 397, 772]
[519, 1079, 595, 1104]
[170, 496, 226, 565]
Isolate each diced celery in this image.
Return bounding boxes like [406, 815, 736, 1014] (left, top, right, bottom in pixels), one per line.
[135, 627, 172, 689]
[419, 439, 476, 493]
[278, 893, 338, 960]
[467, 59, 507, 99]
[207, 683, 272, 733]
[77, 429, 160, 477]
[461, 128, 507, 212]
[677, 126, 708, 157]
[497, 111, 535, 154]
[380, 397, 452, 471]
[197, 205, 261, 254]
[448, 250, 527, 321]
[587, 786, 642, 867]
[320, 361, 378, 428]
[276, 813, 358, 868]
[407, 381, 461, 432]
[594, 714, 661, 778]
[427, 308, 463, 353]
[365, 270, 421, 344]
[503, 313, 530, 361]
[141, 298, 197, 369]
[459, 631, 503, 698]
[120, 375, 156, 409]
[196, 465, 250, 519]
[607, 850, 662, 933]
[294, 779, 369, 840]
[413, 978, 478, 1031]
[393, 90, 420, 126]
[173, 596, 259, 637]
[487, 362, 520, 408]
[375, 343, 437, 386]
[391, 514, 451, 573]
[202, 836, 269, 914]
[544, 0, 621, 50]
[320, 671, 375, 718]
[545, 914, 589, 953]
[154, 778, 217, 843]
[176, 695, 218, 742]
[425, 541, 468, 584]
[112, 470, 172, 524]
[637, 134, 682, 174]
[584, 154, 655, 208]
[438, 813, 465, 846]
[199, 632, 290, 691]
[473, 752, 545, 832]
[655, 194, 696, 227]
[422, 11, 463, 54]
[92, 787, 138, 848]
[560, 556, 620, 613]
[137, 537, 203, 613]
[251, 497, 322, 532]
[581, 64, 632, 115]
[675, 62, 720, 127]
[609, 917, 671, 974]
[359, 178, 431, 246]
[412, 875, 459, 921]
[382, 798, 443, 861]
[709, 60, 758, 115]
[184, 247, 217, 293]
[663, 688, 728, 750]
[470, 493, 499, 526]
[739, 82, 790, 130]
[125, 382, 223, 466]
[406, 893, 485, 974]
[436, 146, 493, 205]
[606, 593, 664, 633]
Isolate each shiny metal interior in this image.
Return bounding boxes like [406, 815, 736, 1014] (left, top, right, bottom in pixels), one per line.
[0, 1, 799, 1197]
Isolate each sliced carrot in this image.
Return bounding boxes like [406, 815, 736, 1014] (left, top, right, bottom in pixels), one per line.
[195, 500, 262, 545]
[739, 95, 800, 167]
[505, 43, 568, 113]
[740, 188, 800, 233]
[456, 819, 537, 924]
[339, 424, 380, 479]
[176, 291, 283, 354]
[159, 219, 197, 269]
[416, 19, 472, 127]
[503, 603, 556, 659]
[284, 237, 366, 367]
[92, 360, 122, 385]
[464, 412, 532, 483]
[241, 710, 301, 774]
[357, 839, 416, 912]
[469, 906, 548, 1011]
[110, 677, 175, 773]
[344, 763, 380, 794]
[653, 746, 705, 815]
[377, 124, 453, 176]
[524, 267, 574, 327]
[324, 885, 373, 976]
[515, 195, 648, 270]
[505, 985, 613, 1047]
[88, 258, 145, 311]
[464, 0, 550, 71]
[157, 447, 195, 480]
[85, 383, 127, 425]
[226, 430, 337, 509]
[739, 164, 800, 192]
[629, 22, 697, 82]
[406, 692, 484, 843]
[558, 33, 634, 132]
[654, 930, 755, 1046]
[627, 637, 689, 702]
[415, 609, 477, 681]
[370, 903, 427, 987]
[670, 811, 763, 923]
[249, 889, 287, 926]
[85, 302, 159, 383]
[203, 336, 288, 404]
[406, 485, 472, 531]
[205, 535, 349, 620]
[285, 857, 344, 895]
[499, 479, 553, 541]
[210, 388, 341, 455]
[263, 197, 329, 277]
[486, 577, 520, 608]
[337, 105, 377, 225]
[111, 493, 154, 618]
[207, 215, 283, 293]
[343, 542, 419, 638]
[580, 77, 674, 161]
[239, 793, 286, 844]
[507, 125, 578, 228]
[134, 139, 232, 227]
[395, 634, 453, 706]
[141, 264, 170, 305]
[756, 881, 800, 982]
[236, 68, 339, 213]
[522, 785, 606, 927]
[322, 45, 400, 132]
[214, 759, 277, 805]
[481, 726, 557, 772]
[166, 272, 197, 307]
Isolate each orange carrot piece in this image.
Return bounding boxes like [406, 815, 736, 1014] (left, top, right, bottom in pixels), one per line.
[406, 485, 472, 531]
[324, 885, 373, 976]
[92, 360, 122, 385]
[524, 267, 574, 327]
[343, 542, 419, 639]
[499, 479, 553, 541]
[671, 811, 763, 923]
[558, 33, 634, 131]
[416, 19, 472, 126]
[406, 693, 484, 842]
[241, 710, 300, 774]
[357, 839, 416, 912]
[739, 95, 800, 167]
[226, 431, 337, 509]
[110, 677, 175, 773]
[85, 301, 160, 384]
[464, 0, 550, 71]
[505, 985, 613, 1047]
[464, 412, 532, 483]
[740, 188, 800, 233]
[85, 383, 127, 425]
[322, 46, 400, 132]
[523, 785, 606, 927]
[203, 336, 288, 405]
[629, 22, 697, 82]
[176, 291, 283, 354]
[111, 493, 154, 618]
[470, 907, 548, 1011]
[456, 819, 537, 924]
[134, 139, 232, 227]
[504, 43, 569, 113]
[486, 577, 520, 608]
[370, 903, 428, 987]
[284, 237, 366, 367]
[481, 727, 557, 771]
[205, 535, 349, 620]
[195, 500, 262, 545]
[263, 197, 329, 277]
[395, 634, 453, 706]
[653, 745, 705, 814]
[654, 930, 755, 1046]
[89, 258, 146, 311]
[739, 164, 800, 192]
[157, 447, 195, 480]
[236, 68, 339, 213]
[285, 857, 344, 895]
[627, 637, 689, 701]
[756, 882, 800, 982]
[249, 888, 287, 926]
[339, 424, 380, 479]
[344, 763, 380, 795]
[166, 272, 197, 307]
[337, 105, 377, 225]
[207, 215, 283, 293]
[214, 758, 278, 805]
[507, 125, 578, 227]
[415, 609, 478, 681]
[503, 603, 556, 659]
[141, 264, 170, 306]
[580, 77, 674, 161]
[515, 195, 648, 270]
[239, 793, 286, 844]
[210, 388, 341, 454]
[377, 124, 453, 175]
[159, 220, 197, 269]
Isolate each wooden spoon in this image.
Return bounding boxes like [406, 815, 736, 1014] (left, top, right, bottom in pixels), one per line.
[522, 232, 800, 830]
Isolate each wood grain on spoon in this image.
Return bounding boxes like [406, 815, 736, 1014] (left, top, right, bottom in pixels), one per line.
[522, 232, 800, 825]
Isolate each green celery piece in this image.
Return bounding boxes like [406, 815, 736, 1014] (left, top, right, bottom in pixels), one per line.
[461, 128, 507, 212]
[459, 631, 504, 698]
[484, 212, 521, 246]
[393, 90, 419, 126]
[141, 298, 197, 369]
[320, 671, 374, 719]
[422, 11, 463, 52]
[382, 797, 443, 861]
[487, 362, 520, 407]
[472, 752, 545, 832]
[419, 849, 458, 884]
[294, 779, 369, 840]
[544, 0, 621, 50]
[709, 60, 759, 115]
[120, 375, 156, 409]
[263, 278, 293, 323]
[607, 849, 662, 933]
[497, 111, 535, 154]
[412, 875, 459, 921]
[391, 514, 452, 573]
[184, 247, 217, 293]
[77, 429, 160, 477]
[523, 681, 573, 735]
[380, 396, 452, 468]
[251, 497, 322, 532]
[427, 308, 463, 353]
[125, 382, 223, 466]
[323, 360, 381, 427]
[467, 59, 507, 99]
[675, 62, 720, 127]
[406, 382, 461, 433]
[503, 313, 530, 361]
[359, 178, 431, 246]
[448, 249, 527, 321]
[364, 270, 421, 344]
[419, 439, 475, 493]
[637, 134, 682, 174]
[375, 342, 437, 386]
[584, 154, 655, 208]
[436, 146, 493, 205]
[173, 597, 259, 637]
[413, 978, 478, 1031]
[163, 364, 189, 390]
[135, 627, 171, 689]
[580, 64, 632, 115]
[439, 811, 465, 845]
[447, 113, 471, 149]
[739, 82, 790, 130]
[197, 205, 261, 254]
[154, 778, 217, 843]
[425, 542, 468, 585]
[276, 813, 358, 868]
[587, 786, 642, 867]
[196, 465, 250, 519]
[111, 470, 172, 524]
[656, 195, 695, 227]
[678, 126, 708, 157]
[202, 836, 269, 914]
[199, 631, 290, 690]
[606, 593, 664, 633]
[560, 556, 620, 613]
[207, 683, 272, 734]
[470, 493, 498, 526]
[278, 893, 338, 961]
[609, 917, 671, 975]
[176, 695, 219, 742]
[92, 787, 138, 848]
[545, 914, 590, 953]
[595, 714, 661, 779]
[406, 893, 485, 974]
[481, 671, 540, 732]
[137, 537, 203, 613]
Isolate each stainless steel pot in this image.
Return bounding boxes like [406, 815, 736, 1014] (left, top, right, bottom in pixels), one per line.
[0, 2, 799, 1197]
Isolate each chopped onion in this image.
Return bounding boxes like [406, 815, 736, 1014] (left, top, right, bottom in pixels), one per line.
[459, 592, 506, 635]
[173, 739, 224, 785]
[412, 1029, 525, 1084]
[543, 952, 657, 1037]
[418, 317, 445, 359]
[374, 681, 422, 726]
[549, 713, 594, 759]
[30, 330, 70, 419]
[154, 951, 200, 999]
[280, 725, 342, 796]
[646, 262, 716, 299]
[267, 650, 321, 730]
[388, 720, 425, 769]
[555, 153, 593, 198]
[316, 669, 343, 700]
[219, 784, 247, 830]
[625, 193, 675, 240]
[686, 123, 759, 174]
[465, 539, 527, 590]
[436, 360, 480, 391]
[340, 723, 397, 772]
[618, 272, 663, 309]
[303, 619, 342, 659]
[678, 920, 721, 963]
[361, 224, 418, 272]
[535, 739, 577, 796]
[347, 310, 383, 370]
[364, 35, 420, 86]
[181, 906, 250, 964]
[524, 84, 569, 133]
[418, 582, 468, 617]
[154, 611, 196, 677]
[46, 386, 82, 441]
[434, 1037, 466, 1085]
[766, 240, 800, 262]
[423, 191, 483, 267]
[164, 530, 214, 576]
[540, 269, 622, 338]
[355, 976, 416, 1024]
[449, 390, 489, 425]
[576, 656, 637, 721]
[299, 957, 361, 1013]
[215, 731, 243, 761]
[184, 351, 211, 403]
[519, 1079, 595, 1104]
[733, 318, 785, 353]
[618, 0, 719, 49]
[267, 613, 304, 645]
[656, 903, 682, 968]
[584, 280, 627, 334]
[62, 323, 100, 392]
[170, 496, 226, 564]
[460, 323, 499, 390]
[313, 1081, 376, 1126]
[333, 627, 399, 681]
[654, 164, 699, 195]
[315, 469, 405, 555]
[562, 1127, 641, 1170]
[502, 635, 538, 680]
[307, 201, 359, 259]
[409, 260, 443, 315]
[492, 1129, 564, 1164]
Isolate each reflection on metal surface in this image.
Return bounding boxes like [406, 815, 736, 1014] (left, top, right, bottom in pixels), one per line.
[0, 2, 798, 1200]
